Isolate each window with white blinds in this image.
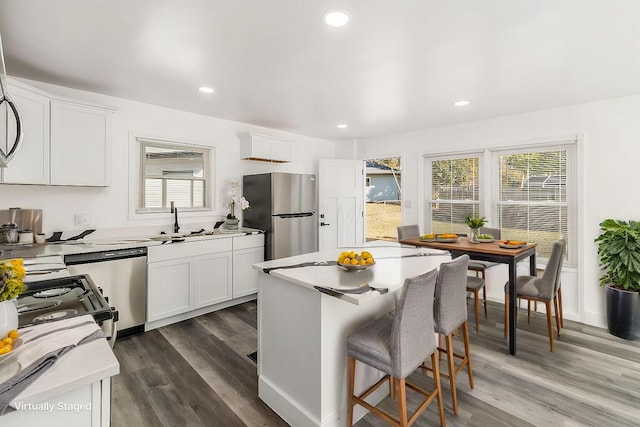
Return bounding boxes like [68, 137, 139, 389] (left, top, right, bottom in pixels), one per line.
[138, 138, 210, 211]
[427, 155, 482, 235]
[495, 143, 575, 263]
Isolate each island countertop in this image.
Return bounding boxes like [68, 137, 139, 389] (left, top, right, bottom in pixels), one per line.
[253, 245, 451, 304]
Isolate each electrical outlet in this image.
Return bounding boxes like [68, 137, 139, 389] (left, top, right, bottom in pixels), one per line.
[74, 213, 91, 227]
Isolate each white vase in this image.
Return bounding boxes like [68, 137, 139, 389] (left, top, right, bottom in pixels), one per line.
[0, 299, 19, 337]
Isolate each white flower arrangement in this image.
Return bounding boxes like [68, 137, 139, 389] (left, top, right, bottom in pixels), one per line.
[227, 180, 250, 219]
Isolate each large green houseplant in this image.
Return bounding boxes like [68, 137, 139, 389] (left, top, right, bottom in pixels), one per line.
[595, 219, 640, 339]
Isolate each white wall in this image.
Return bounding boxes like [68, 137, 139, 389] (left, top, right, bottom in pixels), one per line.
[355, 94, 640, 328]
[0, 78, 336, 235]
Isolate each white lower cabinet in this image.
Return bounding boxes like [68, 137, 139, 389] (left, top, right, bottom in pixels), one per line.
[146, 234, 264, 329]
[146, 238, 238, 327]
[233, 234, 265, 298]
[194, 251, 233, 308]
[147, 257, 192, 322]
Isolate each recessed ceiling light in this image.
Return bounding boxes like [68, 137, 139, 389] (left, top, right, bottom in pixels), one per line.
[454, 100, 470, 107]
[323, 10, 350, 27]
[199, 86, 215, 94]
[337, 123, 348, 129]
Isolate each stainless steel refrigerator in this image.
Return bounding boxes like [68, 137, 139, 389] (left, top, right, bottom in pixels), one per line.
[242, 172, 317, 260]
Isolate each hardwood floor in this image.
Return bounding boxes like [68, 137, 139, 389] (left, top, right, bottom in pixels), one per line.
[111, 300, 640, 427]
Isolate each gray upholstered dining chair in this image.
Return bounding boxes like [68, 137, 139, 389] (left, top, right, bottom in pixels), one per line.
[397, 224, 420, 241]
[347, 269, 445, 427]
[422, 255, 474, 416]
[504, 239, 566, 352]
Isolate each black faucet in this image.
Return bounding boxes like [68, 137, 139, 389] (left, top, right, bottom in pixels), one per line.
[170, 201, 180, 234]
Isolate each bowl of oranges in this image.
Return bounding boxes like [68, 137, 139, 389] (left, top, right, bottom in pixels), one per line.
[337, 251, 376, 271]
[0, 329, 21, 361]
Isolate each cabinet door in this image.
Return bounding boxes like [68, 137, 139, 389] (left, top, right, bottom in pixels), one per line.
[194, 251, 232, 308]
[147, 258, 193, 322]
[232, 247, 264, 298]
[50, 101, 112, 186]
[1, 84, 50, 184]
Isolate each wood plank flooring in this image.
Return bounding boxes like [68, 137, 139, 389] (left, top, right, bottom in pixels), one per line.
[111, 300, 640, 427]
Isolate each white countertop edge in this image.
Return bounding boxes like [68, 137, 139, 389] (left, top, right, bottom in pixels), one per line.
[9, 338, 119, 408]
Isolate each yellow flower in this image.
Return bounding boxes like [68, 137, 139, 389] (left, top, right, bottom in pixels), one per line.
[0, 258, 26, 302]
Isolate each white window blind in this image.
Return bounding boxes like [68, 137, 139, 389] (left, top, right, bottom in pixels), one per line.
[495, 144, 575, 263]
[427, 155, 481, 234]
[138, 138, 209, 211]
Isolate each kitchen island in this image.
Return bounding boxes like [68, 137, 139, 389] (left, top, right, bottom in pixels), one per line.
[253, 245, 451, 427]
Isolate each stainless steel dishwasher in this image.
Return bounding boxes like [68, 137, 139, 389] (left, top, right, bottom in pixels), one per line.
[65, 247, 147, 336]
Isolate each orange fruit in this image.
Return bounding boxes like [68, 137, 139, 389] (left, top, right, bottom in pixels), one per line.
[7, 330, 19, 340]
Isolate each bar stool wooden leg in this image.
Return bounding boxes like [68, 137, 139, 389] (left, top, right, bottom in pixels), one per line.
[397, 377, 408, 426]
[389, 376, 395, 400]
[445, 334, 458, 415]
[431, 352, 446, 427]
[462, 321, 474, 390]
[347, 356, 356, 427]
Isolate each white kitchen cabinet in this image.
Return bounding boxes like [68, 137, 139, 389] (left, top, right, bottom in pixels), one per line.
[239, 132, 292, 163]
[233, 234, 265, 298]
[194, 251, 233, 307]
[146, 257, 192, 322]
[146, 239, 233, 325]
[50, 100, 113, 186]
[1, 81, 50, 184]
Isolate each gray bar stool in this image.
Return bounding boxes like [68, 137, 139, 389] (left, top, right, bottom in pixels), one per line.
[423, 255, 475, 416]
[347, 269, 446, 427]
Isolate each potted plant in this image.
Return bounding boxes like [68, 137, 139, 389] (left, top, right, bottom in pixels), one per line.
[595, 219, 640, 339]
[225, 180, 250, 230]
[464, 214, 487, 242]
[0, 258, 26, 338]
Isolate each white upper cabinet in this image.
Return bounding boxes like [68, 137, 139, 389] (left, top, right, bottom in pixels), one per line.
[50, 100, 113, 186]
[1, 83, 50, 184]
[0, 78, 114, 187]
[239, 132, 292, 163]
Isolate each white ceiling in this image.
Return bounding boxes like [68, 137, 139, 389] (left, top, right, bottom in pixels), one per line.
[1, 0, 640, 141]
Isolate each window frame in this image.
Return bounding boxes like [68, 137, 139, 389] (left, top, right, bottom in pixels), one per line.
[423, 150, 485, 235]
[135, 136, 213, 214]
[491, 140, 577, 265]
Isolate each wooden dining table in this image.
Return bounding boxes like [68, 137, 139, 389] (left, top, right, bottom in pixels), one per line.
[400, 237, 537, 355]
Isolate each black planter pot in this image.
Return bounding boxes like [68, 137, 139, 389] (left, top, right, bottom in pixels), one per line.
[605, 284, 640, 340]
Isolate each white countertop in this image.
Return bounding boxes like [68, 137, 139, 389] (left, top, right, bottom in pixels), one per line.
[0, 322, 119, 412]
[253, 245, 451, 304]
[0, 227, 263, 261]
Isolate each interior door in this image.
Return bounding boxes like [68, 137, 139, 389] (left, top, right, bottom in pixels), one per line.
[318, 159, 364, 250]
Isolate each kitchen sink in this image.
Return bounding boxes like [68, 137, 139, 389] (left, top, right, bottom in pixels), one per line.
[149, 231, 216, 242]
